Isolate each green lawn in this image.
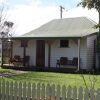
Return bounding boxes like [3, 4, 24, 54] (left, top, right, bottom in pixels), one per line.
[0, 68, 15, 73]
[0, 69, 100, 89]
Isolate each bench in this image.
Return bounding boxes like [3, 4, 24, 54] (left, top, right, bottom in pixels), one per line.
[56, 57, 78, 67]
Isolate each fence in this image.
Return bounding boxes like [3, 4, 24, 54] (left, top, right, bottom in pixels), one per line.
[0, 80, 100, 100]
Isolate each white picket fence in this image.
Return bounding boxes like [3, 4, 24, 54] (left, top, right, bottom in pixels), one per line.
[0, 80, 100, 100]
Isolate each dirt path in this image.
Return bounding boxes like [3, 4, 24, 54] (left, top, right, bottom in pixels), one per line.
[0, 71, 28, 77]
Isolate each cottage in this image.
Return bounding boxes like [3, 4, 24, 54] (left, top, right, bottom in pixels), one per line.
[3, 17, 99, 71]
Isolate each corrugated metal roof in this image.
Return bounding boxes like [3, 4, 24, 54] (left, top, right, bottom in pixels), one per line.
[21, 17, 98, 38]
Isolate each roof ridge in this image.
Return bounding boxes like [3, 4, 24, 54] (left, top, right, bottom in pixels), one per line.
[55, 16, 87, 20]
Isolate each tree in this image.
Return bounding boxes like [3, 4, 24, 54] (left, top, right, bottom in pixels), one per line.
[1, 21, 14, 66]
[0, 3, 14, 66]
[78, 0, 100, 27]
[78, 0, 100, 10]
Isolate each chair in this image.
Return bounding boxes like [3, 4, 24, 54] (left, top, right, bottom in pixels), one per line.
[14, 55, 21, 61]
[56, 59, 60, 67]
[72, 57, 78, 66]
[10, 55, 23, 66]
[60, 57, 68, 65]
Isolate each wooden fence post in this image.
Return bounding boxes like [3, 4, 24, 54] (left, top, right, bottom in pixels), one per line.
[90, 88, 95, 100]
[5, 81, 9, 100]
[0, 80, 1, 99]
[78, 87, 83, 100]
[18, 82, 22, 100]
[41, 83, 45, 100]
[84, 88, 89, 100]
[2, 80, 5, 100]
[2, 79, 5, 100]
[27, 82, 31, 100]
[32, 83, 36, 100]
[46, 84, 51, 100]
[9, 81, 13, 100]
[96, 88, 100, 100]
[62, 85, 66, 100]
[72, 86, 77, 100]
[67, 86, 72, 100]
[37, 83, 40, 100]
[51, 84, 56, 100]
[14, 81, 18, 100]
[56, 85, 61, 100]
[23, 82, 26, 100]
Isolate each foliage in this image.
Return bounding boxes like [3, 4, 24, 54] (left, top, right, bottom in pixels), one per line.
[78, 0, 100, 28]
[0, 68, 15, 73]
[80, 72, 97, 89]
[78, 0, 100, 11]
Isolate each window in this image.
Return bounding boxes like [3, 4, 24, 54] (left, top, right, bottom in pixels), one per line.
[60, 40, 69, 48]
[21, 40, 28, 47]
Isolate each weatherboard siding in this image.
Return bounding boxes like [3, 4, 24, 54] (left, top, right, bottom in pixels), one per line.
[87, 35, 96, 69]
[13, 40, 23, 58]
[13, 40, 36, 66]
[80, 38, 87, 69]
[79, 36, 97, 70]
[26, 40, 36, 66]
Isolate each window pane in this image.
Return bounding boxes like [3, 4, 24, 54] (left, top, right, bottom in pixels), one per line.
[60, 40, 69, 47]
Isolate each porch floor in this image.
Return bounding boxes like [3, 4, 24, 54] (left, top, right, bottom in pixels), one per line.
[2, 64, 77, 73]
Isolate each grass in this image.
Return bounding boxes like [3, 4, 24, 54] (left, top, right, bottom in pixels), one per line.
[0, 70, 100, 89]
[0, 67, 15, 73]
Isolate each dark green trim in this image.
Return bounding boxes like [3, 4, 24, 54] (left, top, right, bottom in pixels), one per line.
[12, 37, 81, 40]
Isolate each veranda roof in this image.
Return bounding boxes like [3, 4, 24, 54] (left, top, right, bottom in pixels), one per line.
[19, 17, 99, 38]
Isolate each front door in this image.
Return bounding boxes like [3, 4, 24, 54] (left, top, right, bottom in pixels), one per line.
[36, 40, 45, 67]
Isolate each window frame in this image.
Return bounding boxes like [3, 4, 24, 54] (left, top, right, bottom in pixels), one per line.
[21, 40, 28, 47]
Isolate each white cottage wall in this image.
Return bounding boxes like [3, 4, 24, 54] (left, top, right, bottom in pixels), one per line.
[13, 37, 96, 69]
[13, 40, 36, 66]
[80, 38, 87, 69]
[50, 39, 78, 67]
[87, 35, 97, 70]
[26, 40, 36, 66]
[13, 40, 23, 58]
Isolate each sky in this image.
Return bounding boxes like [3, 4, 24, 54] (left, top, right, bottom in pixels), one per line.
[1, 0, 99, 36]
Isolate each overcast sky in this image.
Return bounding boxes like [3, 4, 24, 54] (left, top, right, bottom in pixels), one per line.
[1, 0, 99, 36]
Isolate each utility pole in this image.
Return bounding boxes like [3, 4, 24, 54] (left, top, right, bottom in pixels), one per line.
[60, 6, 65, 19]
